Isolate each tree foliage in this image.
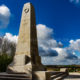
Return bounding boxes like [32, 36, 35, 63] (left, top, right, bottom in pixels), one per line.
[0, 37, 16, 72]
[0, 53, 13, 72]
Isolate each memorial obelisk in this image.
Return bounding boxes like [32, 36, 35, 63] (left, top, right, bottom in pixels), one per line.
[7, 2, 44, 78]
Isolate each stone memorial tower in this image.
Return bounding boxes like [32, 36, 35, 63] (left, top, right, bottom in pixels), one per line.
[7, 3, 45, 79]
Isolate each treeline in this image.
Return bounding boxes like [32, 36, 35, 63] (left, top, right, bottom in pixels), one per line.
[46, 65, 80, 72]
[0, 37, 16, 56]
[0, 37, 16, 72]
[46, 65, 80, 68]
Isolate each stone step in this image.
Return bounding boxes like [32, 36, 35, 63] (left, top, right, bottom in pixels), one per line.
[0, 73, 29, 78]
[51, 72, 65, 79]
[0, 76, 30, 80]
[0, 73, 31, 80]
[54, 73, 68, 80]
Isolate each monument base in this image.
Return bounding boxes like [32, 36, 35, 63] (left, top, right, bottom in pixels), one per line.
[33, 71, 51, 80]
[32, 65, 46, 71]
[32, 56, 46, 71]
[7, 54, 32, 78]
[0, 72, 31, 80]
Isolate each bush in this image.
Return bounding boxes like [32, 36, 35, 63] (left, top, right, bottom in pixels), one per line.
[0, 54, 13, 72]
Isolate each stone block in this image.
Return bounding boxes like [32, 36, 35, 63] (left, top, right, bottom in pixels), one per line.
[13, 54, 26, 66]
[33, 71, 51, 80]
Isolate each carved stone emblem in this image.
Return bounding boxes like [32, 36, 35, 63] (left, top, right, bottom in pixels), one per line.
[24, 8, 29, 13]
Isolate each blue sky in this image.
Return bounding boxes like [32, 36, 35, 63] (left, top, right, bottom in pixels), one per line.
[1, 0, 80, 46]
[1, 0, 80, 65]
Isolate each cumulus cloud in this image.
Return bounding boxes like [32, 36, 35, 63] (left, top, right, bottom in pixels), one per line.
[42, 57, 80, 65]
[69, 39, 80, 51]
[53, 48, 68, 59]
[42, 47, 78, 65]
[57, 42, 63, 48]
[69, 0, 80, 5]
[1, 24, 80, 65]
[36, 24, 80, 65]
[0, 5, 11, 28]
[37, 24, 53, 40]
[53, 48, 77, 59]
[3, 33, 18, 43]
[37, 24, 62, 56]
[41, 38, 80, 65]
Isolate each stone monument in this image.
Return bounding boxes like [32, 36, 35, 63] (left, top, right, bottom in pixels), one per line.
[7, 2, 45, 79]
[0, 2, 68, 80]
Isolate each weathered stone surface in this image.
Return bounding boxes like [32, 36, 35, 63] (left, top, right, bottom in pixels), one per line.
[33, 71, 51, 80]
[7, 3, 44, 79]
[13, 54, 26, 66]
[7, 3, 32, 76]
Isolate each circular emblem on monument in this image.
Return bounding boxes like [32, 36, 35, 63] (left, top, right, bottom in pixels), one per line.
[24, 8, 29, 13]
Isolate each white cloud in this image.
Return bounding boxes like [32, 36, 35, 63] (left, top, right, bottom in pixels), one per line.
[1, 24, 80, 65]
[4, 33, 18, 43]
[36, 24, 78, 61]
[69, 0, 80, 5]
[76, 0, 80, 3]
[0, 5, 10, 16]
[37, 24, 60, 56]
[37, 24, 53, 40]
[69, 0, 74, 2]
[58, 42, 63, 48]
[53, 48, 68, 59]
[0, 5, 11, 28]
[53, 47, 77, 59]
[42, 57, 80, 65]
[36, 24, 80, 65]
[69, 39, 80, 51]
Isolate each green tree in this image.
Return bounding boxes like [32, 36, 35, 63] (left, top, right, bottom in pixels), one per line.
[0, 54, 13, 72]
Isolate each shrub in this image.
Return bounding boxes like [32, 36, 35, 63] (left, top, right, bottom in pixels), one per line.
[0, 54, 13, 72]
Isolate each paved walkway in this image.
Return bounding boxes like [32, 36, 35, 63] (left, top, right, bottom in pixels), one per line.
[64, 72, 80, 80]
